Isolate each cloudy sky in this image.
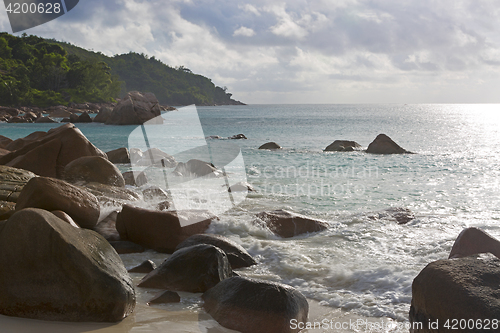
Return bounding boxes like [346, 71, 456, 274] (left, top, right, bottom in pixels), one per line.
[2, 0, 500, 104]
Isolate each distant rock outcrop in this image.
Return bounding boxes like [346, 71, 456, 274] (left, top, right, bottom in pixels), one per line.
[410, 256, 500, 332]
[258, 142, 282, 150]
[366, 134, 412, 154]
[324, 140, 361, 152]
[105, 91, 162, 125]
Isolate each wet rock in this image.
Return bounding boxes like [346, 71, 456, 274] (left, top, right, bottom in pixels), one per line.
[228, 181, 255, 193]
[256, 209, 329, 238]
[410, 256, 500, 332]
[106, 91, 162, 125]
[175, 234, 256, 269]
[258, 142, 282, 150]
[324, 140, 361, 152]
[366, 134, 412, 154]
[229, 134, 247, 139]
[0, 124, 106, 178]
[93, 211, 120, 241]
[106, 147, 131, 164]
[142, 186, 169, 201]
[0, 208, 136, 322]
[156, 200, 171, 211]
[122, 171, 148, 186]
[82, 182, 140, 203]
[138, 244, 232, 292]
[367, 207, 415, 224]
[128, 260, 157, 274]
[16, 177, 100, 229]
[63, 156, 125, 187]
[132, 148, 177, 168]
[172, 159, 219, 178]
[116, 205, 216, 253]
[202, 276, 309, 333]
[0, 165, 36, 203]
[147, 291, 181, 305]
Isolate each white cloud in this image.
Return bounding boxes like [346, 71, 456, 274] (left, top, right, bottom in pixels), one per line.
[233, 26, 255, 37]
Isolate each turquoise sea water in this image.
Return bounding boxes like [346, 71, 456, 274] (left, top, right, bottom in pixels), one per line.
[2, 104, 500, 324]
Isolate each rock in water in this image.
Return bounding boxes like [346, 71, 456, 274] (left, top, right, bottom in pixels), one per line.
[257, 209, 329, 238]
[175, 234, 256, 269]
[106, 147, 131, 164]
[63, 156, 125, 187]
[324, 140, 361, 152]
[105, 91, 162, 125]
[138, 244, 232, 292]
[202, 276, 309, 333]
[410, 256, 500, 332]
[115, 205, 216, 253]
[147, 291, 181, 305]
[0, 208, 136, 322]
[15, 177, 100, 229]
[258, 142, 282, 150]
[366, 134, 412, 154]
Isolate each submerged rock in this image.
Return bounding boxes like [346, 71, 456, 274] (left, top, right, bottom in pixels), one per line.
[115, 205, 216, 253]
[172, 159, 219, 178]
[0, 208, 135, 322]
[228, 181, 255, 193]
[16, 177, 100, 229]
[258, 142, 282, 150]
[367, 207, 415, 224]
[175, 234, 257, 269]
[257, 209, 329, 238]
[324, 140, 361, 152]
[366, 134, 412, 154]
[202, 276, 309, 333]
[410, 256, 500, 332]
[138, 244, 232, 292]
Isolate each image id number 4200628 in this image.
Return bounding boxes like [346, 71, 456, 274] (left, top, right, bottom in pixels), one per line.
[5, 2, 61, 14]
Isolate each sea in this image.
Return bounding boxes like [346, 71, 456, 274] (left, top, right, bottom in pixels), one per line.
[1, 104, 500, 332]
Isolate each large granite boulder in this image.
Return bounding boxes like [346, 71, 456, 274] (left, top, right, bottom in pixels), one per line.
[116, 205, 216, 253]
[410, 256, 500, 332]
[63, 156, 125, 187]
[82, 182, 140, 206]
[4, 131, 46, 151]
[138, 244, 232, 292]
[257, 209, 329, 238]
[175, 234, 256, 269]
[0, 124, 106, 178]
[0, 208, 135, 322]
[0, 165, 36, 203]
[366, 134, 412, 154]
[202, 276, 309, 333]
[16, 177, 100, 229]
[324, 140, 361, 152]
[0, 135, 13, 149]
[258, 142, 282, 150]
[105, 91, 162, 125]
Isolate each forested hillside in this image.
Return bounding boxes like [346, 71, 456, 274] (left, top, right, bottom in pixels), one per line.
[0, 33, 243, 107]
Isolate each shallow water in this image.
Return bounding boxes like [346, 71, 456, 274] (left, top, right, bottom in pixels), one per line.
[2, 104, 500, 331]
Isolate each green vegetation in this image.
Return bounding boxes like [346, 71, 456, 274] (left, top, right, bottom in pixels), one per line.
[0, 32, 241, 107]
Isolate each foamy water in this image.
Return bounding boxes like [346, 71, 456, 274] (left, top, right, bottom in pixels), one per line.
[2, 104, 500, 331]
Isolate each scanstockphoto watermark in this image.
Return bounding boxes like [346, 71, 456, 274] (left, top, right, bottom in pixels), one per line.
[252, 162, 379, 180]
[290, 319, 423, 331]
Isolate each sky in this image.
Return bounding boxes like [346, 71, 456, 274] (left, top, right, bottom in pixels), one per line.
[2, 0, 500, 104]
